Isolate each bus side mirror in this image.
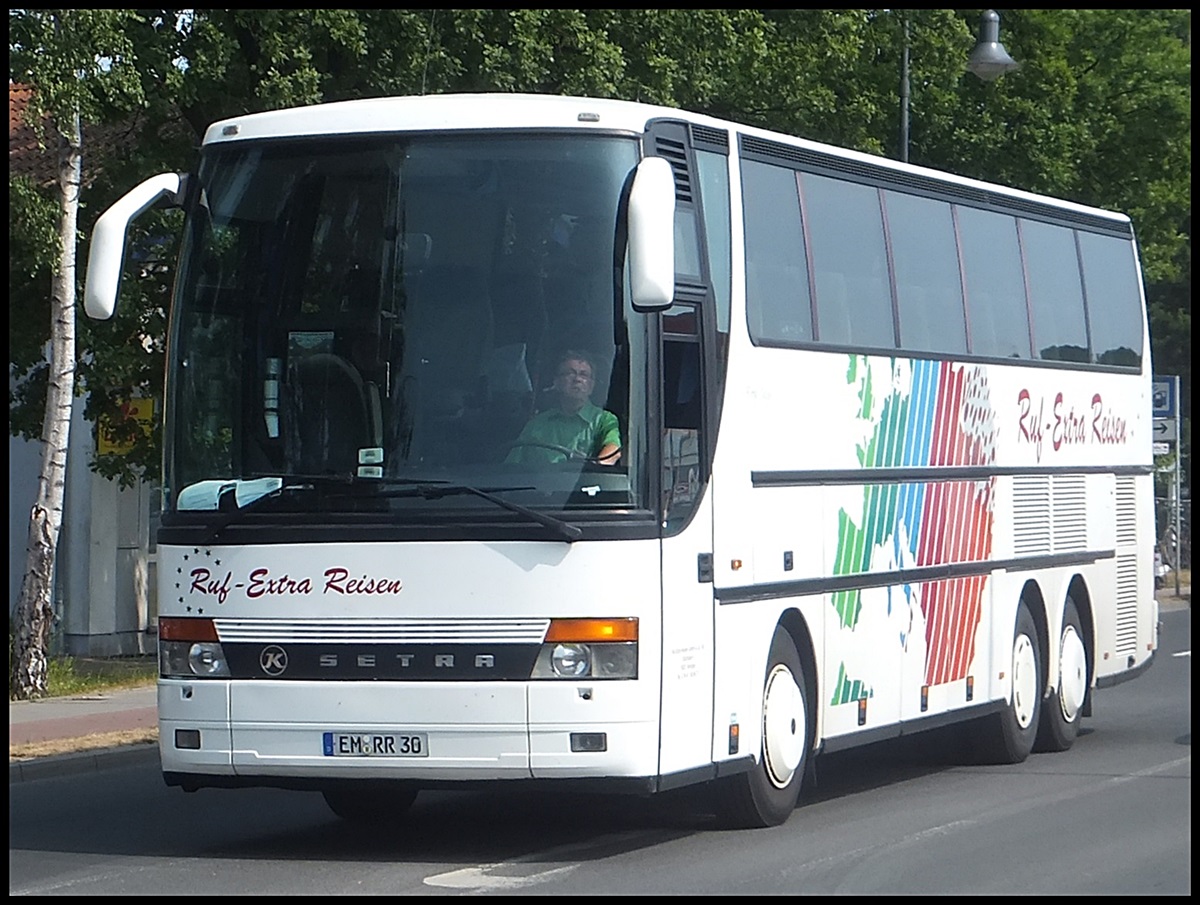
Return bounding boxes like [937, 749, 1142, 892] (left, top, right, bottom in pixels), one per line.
[84, 172, 186, 319]
[627, 156, 676, 312]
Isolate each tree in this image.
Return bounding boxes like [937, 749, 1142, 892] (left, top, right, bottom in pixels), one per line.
[8, 9, 145, 698]
[11, 8, 1188, 492]
[6, 11, 1190, 675]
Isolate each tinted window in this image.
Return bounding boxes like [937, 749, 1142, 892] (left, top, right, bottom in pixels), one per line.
[800, 173, 894, 349]
[1077, 232, 1143, 368]
[1020, 219, 1089, 363]
[696, 149, 731, 336]
[168, 135, 648, 517]
[956, 206, 1031, 359]
[741, 160, 812, 344]
[674, 207, 703, 282]
[884, 191, 967, 354]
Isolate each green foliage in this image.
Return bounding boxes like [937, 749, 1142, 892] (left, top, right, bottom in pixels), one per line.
[8, 9, 147, 132]
[44, 655, 158, 697]
[7, 8, 1192, 491]
[8, 176, 60, 439]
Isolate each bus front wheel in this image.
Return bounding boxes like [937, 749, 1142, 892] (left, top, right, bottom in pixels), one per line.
[713, 626, 810, 828]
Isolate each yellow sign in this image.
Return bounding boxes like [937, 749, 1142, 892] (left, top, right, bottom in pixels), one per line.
[96, 397, 155, 455]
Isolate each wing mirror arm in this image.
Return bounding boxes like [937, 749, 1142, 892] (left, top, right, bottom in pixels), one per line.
[84, 172, 186, 319]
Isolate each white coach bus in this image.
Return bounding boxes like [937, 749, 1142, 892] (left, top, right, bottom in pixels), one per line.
[85, 93, 1157, 827]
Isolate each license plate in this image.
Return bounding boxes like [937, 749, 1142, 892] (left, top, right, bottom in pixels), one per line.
[323, 732, 428, 757]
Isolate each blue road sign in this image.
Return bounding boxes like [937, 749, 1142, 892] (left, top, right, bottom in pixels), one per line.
[1152, 376, 1176, 419]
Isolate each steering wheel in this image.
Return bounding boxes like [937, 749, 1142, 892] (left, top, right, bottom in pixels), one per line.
[506, 440, 611, 465]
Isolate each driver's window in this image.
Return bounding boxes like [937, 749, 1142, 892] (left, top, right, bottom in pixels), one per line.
[662, 336, 702, 532]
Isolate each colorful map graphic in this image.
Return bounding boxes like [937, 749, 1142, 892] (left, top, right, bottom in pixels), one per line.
[832, 357, 996, 692]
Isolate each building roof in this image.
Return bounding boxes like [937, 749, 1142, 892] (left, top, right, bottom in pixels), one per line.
[8, 83, 58, 186]
[9, 82, 145, 188]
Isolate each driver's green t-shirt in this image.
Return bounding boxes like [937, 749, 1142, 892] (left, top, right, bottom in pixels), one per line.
[505, 402, 621, 465]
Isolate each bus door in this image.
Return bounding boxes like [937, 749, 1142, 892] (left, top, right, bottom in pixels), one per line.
[656, 317, 716, 779]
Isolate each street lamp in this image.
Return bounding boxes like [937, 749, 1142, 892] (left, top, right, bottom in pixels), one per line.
[966, 9, 1021, 82]
[900, 9, 1020, 163]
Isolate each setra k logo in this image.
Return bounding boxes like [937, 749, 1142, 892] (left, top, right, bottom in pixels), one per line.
[259, 645, 288, 676]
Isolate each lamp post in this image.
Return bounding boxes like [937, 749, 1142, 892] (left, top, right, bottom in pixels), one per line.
[899, 14, 911, 163]
[900, 9, 1020, 163]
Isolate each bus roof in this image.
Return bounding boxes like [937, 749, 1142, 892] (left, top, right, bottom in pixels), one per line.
[203, 92, 1129, 226]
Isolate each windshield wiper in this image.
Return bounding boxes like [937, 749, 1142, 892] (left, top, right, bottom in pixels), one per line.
[198, 476, 581, 544]
[416, 483, 582, 543]
[198, 480, 313, 545]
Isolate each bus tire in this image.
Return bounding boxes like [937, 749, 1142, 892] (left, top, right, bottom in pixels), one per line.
[322, 785, 418, 823]
[1034, 595, 1086, 752]
[713, 626, 809, 828]
[972, 600, 1042, 764]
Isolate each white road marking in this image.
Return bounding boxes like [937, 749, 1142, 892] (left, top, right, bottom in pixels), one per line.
[423, 832, 647, 891]
[423, 863, 577, 890]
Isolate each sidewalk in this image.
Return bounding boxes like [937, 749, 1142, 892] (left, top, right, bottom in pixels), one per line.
[9, 683, 159, 783]
[9, 586, 1190, 783]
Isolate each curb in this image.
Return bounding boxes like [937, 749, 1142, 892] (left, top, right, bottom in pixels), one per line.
[9, 743, 159, 784]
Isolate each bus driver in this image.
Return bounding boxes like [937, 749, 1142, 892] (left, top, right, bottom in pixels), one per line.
[505, 350, 621, 466]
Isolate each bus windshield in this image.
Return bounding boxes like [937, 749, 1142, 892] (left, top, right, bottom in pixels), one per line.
[165, 134, 647, 521]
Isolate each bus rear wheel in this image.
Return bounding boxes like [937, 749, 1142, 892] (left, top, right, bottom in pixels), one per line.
[322, 785, 418, 823]
[971, 600, 1042, 764]
[1035, 595, 1087, 752]
[713, 626, 809, 828]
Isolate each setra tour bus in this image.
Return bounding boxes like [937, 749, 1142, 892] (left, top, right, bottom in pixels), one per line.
[84, 93, 1158, 828]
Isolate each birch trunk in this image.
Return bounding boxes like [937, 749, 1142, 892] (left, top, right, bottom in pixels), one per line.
[11, 109, 82, 700]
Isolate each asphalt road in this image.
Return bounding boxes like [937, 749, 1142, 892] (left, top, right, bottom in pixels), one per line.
[9, 606, 1190, 895]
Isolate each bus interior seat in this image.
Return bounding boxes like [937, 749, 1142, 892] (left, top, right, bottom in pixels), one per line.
[897, 283, 930, 351]
[968, 290, 998, 357]
[287, 352, 373, 475]
[843, 275, 891, 347]
[492, 270, 547, 368]
[929, 285, 968, 353]
[490, 269, 545, 421]
[401, 264, 495, 462]
[815, 271, 851, 345]
[406, 264, 494, 416]
[746, 262, 809, 343]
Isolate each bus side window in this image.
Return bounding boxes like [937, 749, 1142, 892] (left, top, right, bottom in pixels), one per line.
[663, 339, 701, 430]
[662, 338, 702, 531]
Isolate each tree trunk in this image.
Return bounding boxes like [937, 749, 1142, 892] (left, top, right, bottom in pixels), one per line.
[11, 109, 82, 701]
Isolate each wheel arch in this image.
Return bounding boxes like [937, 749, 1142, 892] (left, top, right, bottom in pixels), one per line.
[1065, 574, 1096, 710]
[778, 607, 818, 752]
[1019, 579, 1051, 699]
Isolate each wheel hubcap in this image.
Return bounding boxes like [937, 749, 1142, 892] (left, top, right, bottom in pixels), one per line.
[1058, 625, 1087, 722]
[1012, 633, 1037, 729]
[762, 664, 806, 788]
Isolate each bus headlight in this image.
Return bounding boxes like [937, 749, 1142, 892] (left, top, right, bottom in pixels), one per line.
[159, 617, 230, 678]
[160, 640, 231, 678]
[551, 643, 591, 677]
[187, 642, 230, 677]
[529, 618, 639, 680]
[591, 642, 638, 678]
